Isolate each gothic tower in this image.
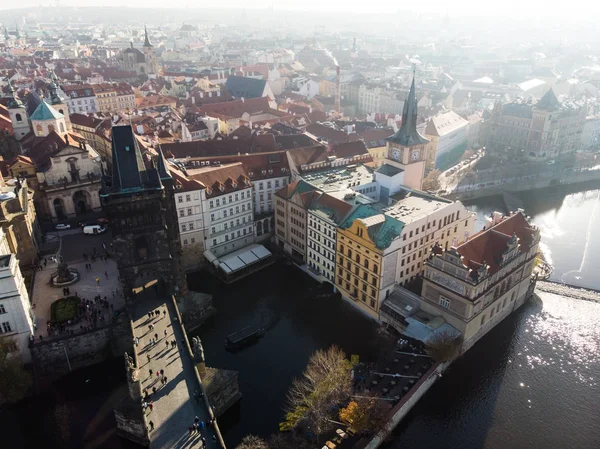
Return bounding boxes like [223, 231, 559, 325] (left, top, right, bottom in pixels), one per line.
[100, 126, 187, 301]
[142, 26, 158, 75]
[6, 80, 30, 140]
[48, 71, 72, 131]
[383, 69, 429, 190]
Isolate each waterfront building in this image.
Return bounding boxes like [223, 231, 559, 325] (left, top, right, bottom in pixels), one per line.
[382, 74, 429, 190]
[188, 162, 255, 258]
[0, 228, 35, 363]
[424, 110, 469, 170]
[169, 168, 206, 272]
[274, 180, 316, 262]
[485, 88, 585, 160]
[336, 189, 474, 319]
[306, 192, 352, 284]
[419, 210, 540, 351]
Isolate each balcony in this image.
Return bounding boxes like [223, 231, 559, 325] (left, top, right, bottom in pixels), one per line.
[41, 172, 101, 192]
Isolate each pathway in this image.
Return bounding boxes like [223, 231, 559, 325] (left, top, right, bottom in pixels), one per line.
[131, 289, 221, 449]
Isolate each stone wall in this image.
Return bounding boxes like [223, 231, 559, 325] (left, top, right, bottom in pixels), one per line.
[114, 395, 150, 447]
[30, 313, 131, 380]
[199, 366, 242, 417]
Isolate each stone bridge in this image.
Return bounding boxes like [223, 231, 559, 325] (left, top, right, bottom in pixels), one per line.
[114, 288, 227, 449]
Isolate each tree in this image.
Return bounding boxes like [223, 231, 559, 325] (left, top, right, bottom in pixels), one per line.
[235, 435, 268, 449]
[0, 338, 32, 403]
[423, 169, 441, 191]
[284, 346, 353, 439]
[427, 331, 462, 362]
[339, 397, 390, 435]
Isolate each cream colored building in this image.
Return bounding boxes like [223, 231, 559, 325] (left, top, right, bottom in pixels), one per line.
[92, 83, 136, 113]
[420, 211, 540, 352]
[336, 189, 474, 319]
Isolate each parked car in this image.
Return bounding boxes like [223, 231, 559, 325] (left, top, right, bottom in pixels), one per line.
[55, 223, 71, 230]
[83, 225, 106, 235]
[97, 218, 109, 225]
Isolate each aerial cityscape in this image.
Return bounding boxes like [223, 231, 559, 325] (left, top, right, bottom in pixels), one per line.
[0, 4, 598, 449]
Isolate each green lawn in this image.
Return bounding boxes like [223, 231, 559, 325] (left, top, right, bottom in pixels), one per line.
[50, 296, 80, 323]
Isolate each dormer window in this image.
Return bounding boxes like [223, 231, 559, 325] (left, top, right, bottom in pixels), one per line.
[232, 181, 237, 188]
[219, 184, 225, 192]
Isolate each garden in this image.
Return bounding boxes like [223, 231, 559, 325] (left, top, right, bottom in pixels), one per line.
[50, 296, 80, 323]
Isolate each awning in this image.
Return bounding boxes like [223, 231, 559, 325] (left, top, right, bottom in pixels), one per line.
[211, 244, 272, 275]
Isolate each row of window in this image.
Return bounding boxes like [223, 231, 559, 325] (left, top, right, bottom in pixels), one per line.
[207, 190, 252, 208]
[211, 227, 252, 247]
[179, 207, 200, 217]
[338, 276, 377, 309]
[0, 321, 12, 333]
[210, 202, 251, 222]
[308, 231, 335, 251]
[210, 215, 251, 234]
[338, 247, 379, 274]
[291, 216, 305, 229]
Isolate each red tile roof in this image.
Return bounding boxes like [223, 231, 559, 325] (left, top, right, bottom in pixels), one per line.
[187, 162, 251, 198]
[197, 97, 270, 118]
[456, 211, 538, 275]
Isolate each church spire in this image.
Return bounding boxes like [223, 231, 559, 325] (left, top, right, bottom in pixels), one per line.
[6, 80, 23, 109]
[143, 25, 152, 48]
[386, 66, 428, 147]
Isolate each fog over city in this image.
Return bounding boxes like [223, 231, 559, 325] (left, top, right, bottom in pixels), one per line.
[0, 3, 599, 449]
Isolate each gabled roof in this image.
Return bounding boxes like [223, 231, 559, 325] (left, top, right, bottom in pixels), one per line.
[225, 76, 267, 99]
[339, 204, 404, 250]
[30, 99, 64, 121]
[534, 88, 560, 111]
[275, 179, 317, 200]
[455, 211, 537, 276]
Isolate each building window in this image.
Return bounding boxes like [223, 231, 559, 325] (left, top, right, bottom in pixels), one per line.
[439, 296, 450, 309]
[178, 196, 183, 203]
[182, 224, 187, 232]
[184, 239, 188, 245]
[186, 194, 191, 202]
[213, 239, 217, 246]
[1, 321, 11, 333]
[0, 304, 5, 314]
[179, 209, 184, 217]
[189, 223, 194, 230]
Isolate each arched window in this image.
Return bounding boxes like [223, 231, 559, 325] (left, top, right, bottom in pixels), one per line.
[15, 113, 22, 122]
[481, 314, 486, 327]
[59, 122, 65, 133]
[36, 124, 43, 136]
[48, 124, 55, 133]
[59, 109, 64, 115]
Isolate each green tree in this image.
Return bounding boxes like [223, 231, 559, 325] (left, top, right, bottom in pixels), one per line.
[284, 345, 353, 438]
[0, 338, 32, 403]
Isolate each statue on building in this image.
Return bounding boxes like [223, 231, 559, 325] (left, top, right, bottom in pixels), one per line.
[125, 352, 137, 382]
[192, 336, 205, 363]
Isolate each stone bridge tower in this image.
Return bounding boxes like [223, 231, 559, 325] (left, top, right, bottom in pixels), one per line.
[100, 125, 187, 301]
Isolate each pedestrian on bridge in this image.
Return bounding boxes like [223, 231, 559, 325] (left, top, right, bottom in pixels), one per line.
[148, 421, 154, 431]
[149, 368, 153, 377]
[148, 402, 153, 412]
[164, 329, 167, 338]
[154, 332, 158, 341]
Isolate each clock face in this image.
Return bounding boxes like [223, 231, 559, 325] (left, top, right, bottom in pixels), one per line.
[411, 150, 420, 161]
[392, 149, 401, 161]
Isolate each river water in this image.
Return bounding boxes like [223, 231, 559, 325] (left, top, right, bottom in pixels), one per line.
[3, 185, 600, 449]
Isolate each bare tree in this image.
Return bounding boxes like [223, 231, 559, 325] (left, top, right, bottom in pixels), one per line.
[423, 169, 441, 191]
[427, 331, 462, 362]
[283, 345, 353, 438]
[235, 435, 268, 449]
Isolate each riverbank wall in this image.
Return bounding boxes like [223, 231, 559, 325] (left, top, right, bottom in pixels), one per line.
[355, 361, 447, 449]
[30, 312, 132, 383]
[447, 169, 600, 203]
[536, 280, 600, 303]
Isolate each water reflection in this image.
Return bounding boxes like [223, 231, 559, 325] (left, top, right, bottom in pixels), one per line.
[468, 187, 600, 289]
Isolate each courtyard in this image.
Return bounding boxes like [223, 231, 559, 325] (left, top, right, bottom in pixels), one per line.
[32, 229, 125, 339]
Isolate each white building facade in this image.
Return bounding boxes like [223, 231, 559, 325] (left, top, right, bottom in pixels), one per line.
[0, 229, 35, 363]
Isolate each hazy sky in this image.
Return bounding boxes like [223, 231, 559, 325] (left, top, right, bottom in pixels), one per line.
[0, 0, 598, 21]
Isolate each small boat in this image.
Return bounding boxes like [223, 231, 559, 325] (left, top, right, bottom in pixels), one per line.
[225, 326, 265, 350]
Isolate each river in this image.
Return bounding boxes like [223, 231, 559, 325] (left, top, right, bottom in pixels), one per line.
[2, 186, 600, 449]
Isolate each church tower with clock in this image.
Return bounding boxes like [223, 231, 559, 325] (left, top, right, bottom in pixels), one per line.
[382, 71, 429, 191]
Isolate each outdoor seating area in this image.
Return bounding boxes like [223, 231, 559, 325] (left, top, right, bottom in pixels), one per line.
[353, 337, 434, 406]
